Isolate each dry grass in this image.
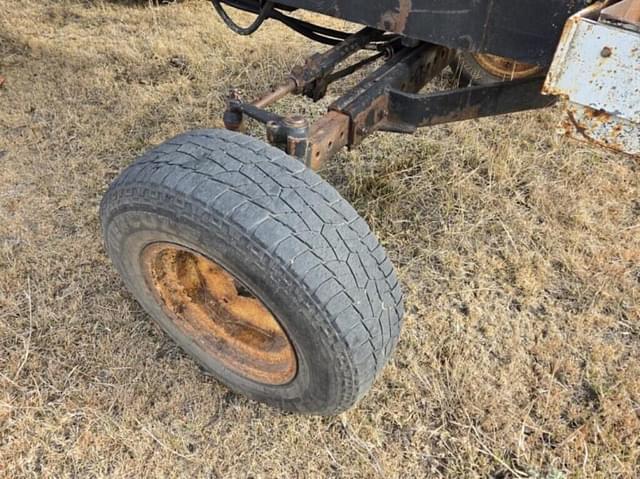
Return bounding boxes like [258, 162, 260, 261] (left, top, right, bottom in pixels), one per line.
[1, 1, 639, 477]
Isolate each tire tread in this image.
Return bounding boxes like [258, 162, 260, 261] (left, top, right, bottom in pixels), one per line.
[101, 129, 403, 414]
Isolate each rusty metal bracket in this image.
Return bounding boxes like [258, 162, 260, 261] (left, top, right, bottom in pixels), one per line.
[306, 112, 351, 170]
[266, 115, 310, 160]
[301, 43, 453, 170]
[295, 43, 453, 170]
[328, 44, 453, 146]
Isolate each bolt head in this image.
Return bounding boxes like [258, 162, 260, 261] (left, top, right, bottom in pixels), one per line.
[283, 115, 308, 128]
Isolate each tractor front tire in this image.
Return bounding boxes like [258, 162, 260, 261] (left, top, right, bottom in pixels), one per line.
[100, 129, 404, 415]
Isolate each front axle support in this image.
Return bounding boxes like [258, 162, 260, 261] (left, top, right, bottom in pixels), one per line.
[223, 29, 556, 170]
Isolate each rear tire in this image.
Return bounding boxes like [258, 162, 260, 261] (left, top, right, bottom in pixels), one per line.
[100, 129, 404, 415]
[452, 51, 543, 86]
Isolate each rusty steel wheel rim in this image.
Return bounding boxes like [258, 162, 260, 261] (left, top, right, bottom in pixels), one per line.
[473, 53, 542, 80]
[141, 243, 297, 385]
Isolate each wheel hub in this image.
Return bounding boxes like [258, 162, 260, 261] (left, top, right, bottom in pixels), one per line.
[141, 243, 297, 385]
[473, 53, 542, 80]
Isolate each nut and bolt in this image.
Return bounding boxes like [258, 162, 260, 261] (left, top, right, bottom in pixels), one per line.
[600, 46, 612, 58]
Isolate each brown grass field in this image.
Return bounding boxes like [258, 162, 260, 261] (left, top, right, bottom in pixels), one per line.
[1, 1, 639, 477]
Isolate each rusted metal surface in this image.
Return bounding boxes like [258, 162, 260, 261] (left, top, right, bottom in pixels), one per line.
[253, 79, 297, 109]
[289, 27, 383, 94]
[282, 115, 310, 160]
[223, 27, 379, 136]
[142, 243, 297, 385]
[224, 37, 556, 169]
[378, 0, 411, 32]
[253, 43, 451, 168]
[330, 44, 452, 145]
[601, 0, 640, 28]
[350, 96, 390, 145]
[543, 2, 640, 157]
[307, 111, 350, 170]
[473, 53, 543, 81]
[561, 103, 640, 156]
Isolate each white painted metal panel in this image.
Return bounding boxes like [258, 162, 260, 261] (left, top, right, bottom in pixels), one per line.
[544, 4, 640, 157]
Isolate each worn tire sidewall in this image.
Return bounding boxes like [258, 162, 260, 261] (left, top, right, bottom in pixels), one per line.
[451, 51, 502, 86]
[103, 192, 353, 413]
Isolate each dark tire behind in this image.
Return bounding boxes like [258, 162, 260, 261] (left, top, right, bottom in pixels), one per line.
[451, 51, 543, 86]
[100, 129, 404, 415]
